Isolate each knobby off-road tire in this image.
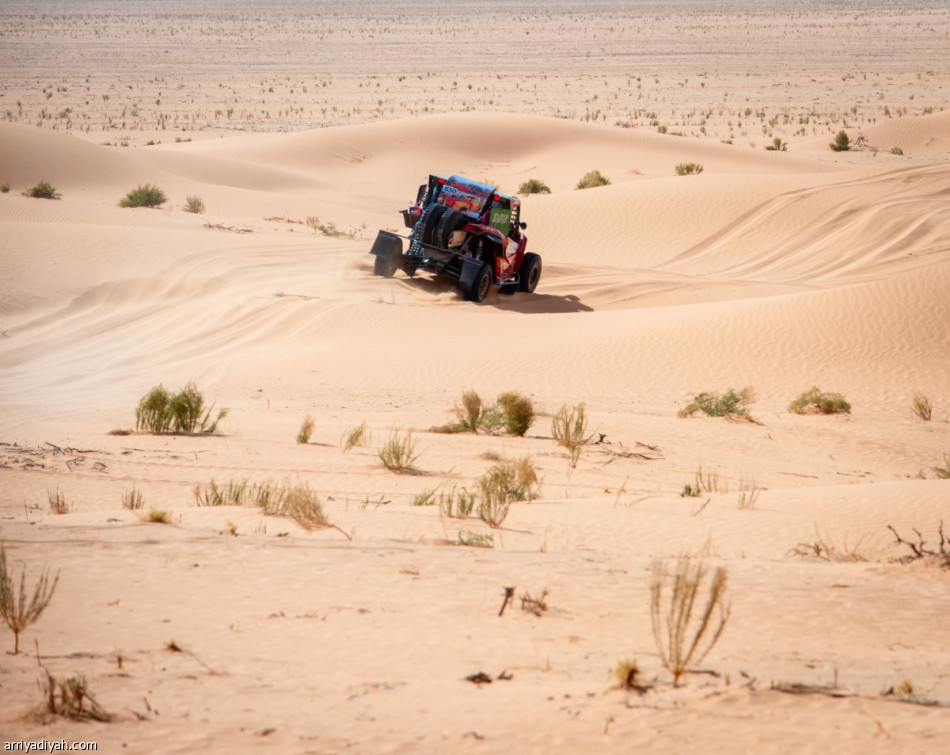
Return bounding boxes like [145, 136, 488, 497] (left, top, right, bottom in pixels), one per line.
[467, 262, 493, 303]
[417, 203, 447, 247]
[519, 252, 542, 293]
[434, 208, 467, 249]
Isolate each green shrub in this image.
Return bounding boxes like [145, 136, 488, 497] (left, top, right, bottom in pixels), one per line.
[296, 415, 314, 444]
[497, 392, 535, 436]
[1, 182, 11, 193]
[765, 137, 787, 151]
[552, 403, 593, 468]
[830, 131, 851, 152]
[134, 383, 228, 434]
[1, 543, 59, 654]
[679, 388, 755, 419]
[438, 487, 477, 518]
[119, 183, 167, 208]
[518, 178, 551, 195]
[575, 170, 611, 190]
[24, 181, 61, 199]
[378, 430, 420, 472]
[788, 387, 850, 415]
[184, 195, 205, 214]
[674, 162, 704, 176]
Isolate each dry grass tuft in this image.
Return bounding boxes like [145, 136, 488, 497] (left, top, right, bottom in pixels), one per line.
[296, 414, 315, 444]
[135, 383, 228, 434]
[42, 670, 111, 721]
[576, 170, 611, 189]
[551, 403, 593, 468]
[679, 387, 755, 419]
[650, 557, 730, 686]
[0, 543, 59, 654]
[789, 526, 876, 562]
[378, 429, 420, 472]
[122, 486, 144, 510]
[934, 452, 950, 480]
[912, 392, 933, 422]
[612, 659, 640, 690]
[341, 421, 370, 452]
[142, 509, 172, 524]
[47, 487, 69, 515]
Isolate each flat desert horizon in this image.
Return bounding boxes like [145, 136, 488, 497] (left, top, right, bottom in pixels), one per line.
[1, 0, 949, 752]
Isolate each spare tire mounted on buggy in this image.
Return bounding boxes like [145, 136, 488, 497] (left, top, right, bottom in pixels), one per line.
[369, 174, 541, 302]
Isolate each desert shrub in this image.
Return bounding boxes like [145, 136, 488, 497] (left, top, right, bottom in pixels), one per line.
[674, 162, 704, 176]
[194, 478, 290, 511]
[890, 147, 904, 156]
[736, 475, 761, 510]
[341, 421, 370, 452]
[789, 526, 875, 562]
[184, 195, 205, 214]
[576, 170, 611, 190]
[47, 487, 69, 515]
[0, 543, 60, 654]
[679, 387, 755, 419]
[457, 390, 486, 433]
[143, 509, 171, 523]
[613, 659, 640, 690]
[650, 557, 730, 685]
[518, 178, 551, 195]
[934, 452, 950, 480]
[830, 130, 851, 152]
[119, 183, 167, 208]
[378, 430, 419, 472]
[281, 484, 329, 531]
[475, 457, 540, 528]
[122, 487, 144, 510]
[765, 137, 787, 151]
[455, 530, 493, 548]
[24, 180, 61, 199]
[0, 182, 10, 193]
[552, 403, 593, 468]
[497, 391, 535, 436]
[788, 387, 850, 415]
[297, 414, 314, 444]
[912, 392, 933, 422]
[135, 383, 228, 434]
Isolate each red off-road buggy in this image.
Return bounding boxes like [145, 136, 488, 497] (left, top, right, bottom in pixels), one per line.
[369, 174, 542, 302]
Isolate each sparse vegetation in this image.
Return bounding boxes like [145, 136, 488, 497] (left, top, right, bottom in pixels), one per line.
[281, 483, 330, 531]
[119, 183, 167, 208]
[410, 487, 438, 507]
[912, 392, 933, 422]
[681, 465, 729, 497]
[650, 557, 730, 686]
[497, 391, 535, 436]
[789, 526, 875, 562]
[455, 530, 493, 548]
[765, 137, 787, 151]
[41, 670, 110, 721]
[551, 403, 593, 468]
[438, 487, 477, 518]
[47, 487, 69, 515]
[475, 456, 540, 528]
[679, 387, 755, 419]
[297, 414, 315, 444]
[890, 146, 904, 156]
[933, 452, 950, 480]
[143, 509, 172, 523]
[134, 383, 228, 434]
[830, 130, 851, 152]
[0, 182, 10, 193]
[788, 387, 850, 415]
[613, 659, 640, 690]
[518, 178, 551, 195]
[122, 486, 144, 510]
[341, 421, 370, 452]
[674, 162, 704, 175]
[24, 180, 61, 199]
[575, 170, 611, 190]
[736, 475, 761, 510]
[887, 521, 949, 568]
[184, 195, 205, 214]
[0, 543, 60, 654]
[378, 429, 420, 472]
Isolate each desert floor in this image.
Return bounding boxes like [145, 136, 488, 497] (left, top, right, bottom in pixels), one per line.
[1, 1, 949, 752]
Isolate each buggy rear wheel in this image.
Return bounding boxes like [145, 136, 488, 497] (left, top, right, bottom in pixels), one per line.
[519, 252, 542, 293]
[467, 262, 493, 303]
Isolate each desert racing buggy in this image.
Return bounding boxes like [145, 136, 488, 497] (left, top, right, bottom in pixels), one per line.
[370, 174, 542, 302]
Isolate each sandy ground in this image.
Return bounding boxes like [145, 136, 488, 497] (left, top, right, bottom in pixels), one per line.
[1, 1, 949, 752]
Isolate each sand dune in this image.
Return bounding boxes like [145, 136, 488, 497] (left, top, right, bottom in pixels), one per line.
[2, 18, 950, 752]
